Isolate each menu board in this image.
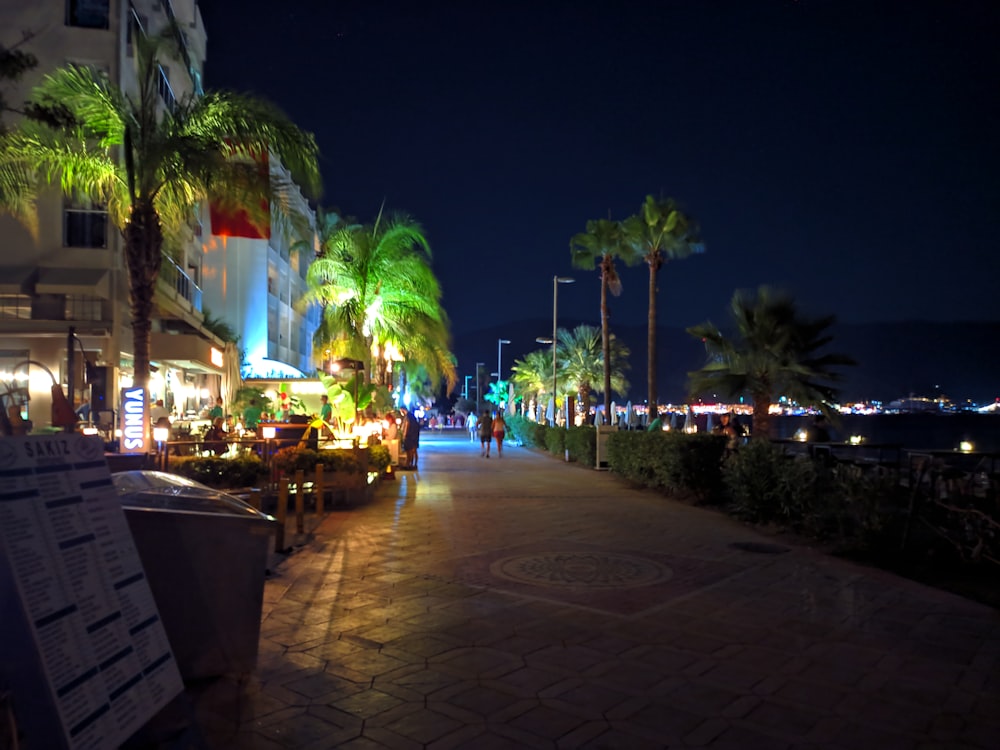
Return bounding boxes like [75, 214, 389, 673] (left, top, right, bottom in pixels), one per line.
[0, 433, 182, 749]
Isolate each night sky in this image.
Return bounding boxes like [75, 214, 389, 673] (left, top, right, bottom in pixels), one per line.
[199, 0, 999, 340]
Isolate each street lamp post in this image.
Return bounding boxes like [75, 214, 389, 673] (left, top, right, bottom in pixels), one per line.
[475, 362, 485, 415]
[463, 375, 472, 400]
[552, 276, 575, 426]
[497, 338, 511, 383]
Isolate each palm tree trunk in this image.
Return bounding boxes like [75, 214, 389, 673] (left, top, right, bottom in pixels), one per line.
[124, 200, 163, 394]
[600, 256, 612, 425]
[647, 260, 658, 419]
[752, 392, 771, 440]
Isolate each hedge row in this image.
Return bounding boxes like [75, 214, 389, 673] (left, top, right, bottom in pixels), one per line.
[169, 444, 392, 487]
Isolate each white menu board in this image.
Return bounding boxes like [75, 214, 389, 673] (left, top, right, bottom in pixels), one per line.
[0, 433, 182, 749]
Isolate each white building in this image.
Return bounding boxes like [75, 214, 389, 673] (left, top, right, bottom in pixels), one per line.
[0, 0, 318, 432]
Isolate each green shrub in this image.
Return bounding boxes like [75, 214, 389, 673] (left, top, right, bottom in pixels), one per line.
[607, 431, 663, 488]
[169, 454, 267, 488]
[722, 439, 818, 523]
[664, 433, 727, 502]
[368, 444, 391, 473]
[565, 425, 596, 467]
[607, 431, 725, 500]
[506, 414, 546, 448]
[544, 426, 566, 456]
[273, 446, 366, 475]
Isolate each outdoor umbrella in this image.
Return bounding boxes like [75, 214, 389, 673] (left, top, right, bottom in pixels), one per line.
[610, 400, 617, 427]
[683, 408, 694, 432]
[221, 341, 242, 408]
[546, 397, 555, 425]
[507, 383, 516, 415]
[705, 412, 714, 433]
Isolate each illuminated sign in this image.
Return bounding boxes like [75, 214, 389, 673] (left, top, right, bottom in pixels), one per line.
[119, 387, 148, 454]
[210, 346, 224, 368]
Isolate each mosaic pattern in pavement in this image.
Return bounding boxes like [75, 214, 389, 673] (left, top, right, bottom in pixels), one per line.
[449, 540, 744, 616]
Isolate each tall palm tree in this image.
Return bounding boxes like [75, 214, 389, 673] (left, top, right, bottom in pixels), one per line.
[686, 286, 855, 439]
[622, 195, 704, 420]
[304, 209, 456, 394]
[570, 218, 639, 423]
[3, 24, 320, 393]
[558, 324, 630, 425]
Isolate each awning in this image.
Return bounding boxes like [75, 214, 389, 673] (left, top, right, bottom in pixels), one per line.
[0, 267, 35, 294]
[36, 267, 109, 297]
[151, 333, 225, 374]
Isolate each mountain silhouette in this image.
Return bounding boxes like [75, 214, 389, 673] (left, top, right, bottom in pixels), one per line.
[452, 319, 998, 405]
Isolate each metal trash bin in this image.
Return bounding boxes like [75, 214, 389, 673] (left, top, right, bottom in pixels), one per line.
[112, 470, 277, 680]
[595, 424, 617, 470]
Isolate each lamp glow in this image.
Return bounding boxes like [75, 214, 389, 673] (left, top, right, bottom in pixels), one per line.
[959, 441, 974, 453]
[153, 426, 169, 442]
[261, 426, 276, 439]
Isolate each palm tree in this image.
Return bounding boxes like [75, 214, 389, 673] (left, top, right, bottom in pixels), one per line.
[622, 195, 704, 419]
[304, 209, 456, 395]
[558, 324, 630, 425]
[570, 218, 639, 423]
[511, 349, 552, 417]
[686, 286, 855, 439]
[0, 43, 38, 234]
[3, 24, 320, 394]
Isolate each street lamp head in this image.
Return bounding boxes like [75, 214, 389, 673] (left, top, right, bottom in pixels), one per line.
[499, 338, 511, 344]
[536, 337, 553, 344]
[555, 276, 575, 284]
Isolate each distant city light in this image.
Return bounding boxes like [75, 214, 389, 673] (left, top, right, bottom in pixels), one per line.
[959, 441, 974, 452]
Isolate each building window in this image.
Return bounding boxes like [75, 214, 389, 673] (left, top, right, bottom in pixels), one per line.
[66, 0, 110, 29]
[64, 201, 108, 248]
[0, 295, 31, 320]
[66, 295, 104, 321]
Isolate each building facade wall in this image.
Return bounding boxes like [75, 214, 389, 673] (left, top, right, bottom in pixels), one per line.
[0, 0, 222, 431]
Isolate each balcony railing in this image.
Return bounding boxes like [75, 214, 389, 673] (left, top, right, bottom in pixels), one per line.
[159, 255, 202, 312]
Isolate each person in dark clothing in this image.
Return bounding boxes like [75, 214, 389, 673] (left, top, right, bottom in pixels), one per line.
[401, 408, 421, 468]
[478, 411, 494, 457]
[204, 417, 227, 455]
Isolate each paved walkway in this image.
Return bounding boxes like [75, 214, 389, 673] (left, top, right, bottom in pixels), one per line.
[144, 431, 999, 749]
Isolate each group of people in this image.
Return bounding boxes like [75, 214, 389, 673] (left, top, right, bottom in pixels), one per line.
[476, 410, 507, 458]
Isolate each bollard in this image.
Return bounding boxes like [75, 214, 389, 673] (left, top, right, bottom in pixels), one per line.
[275, 477, 288, 552]
[315, 464, 324, 516]
[294, 469, 305, 534]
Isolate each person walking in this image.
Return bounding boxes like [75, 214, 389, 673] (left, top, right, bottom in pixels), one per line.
[492, 410, 507, 458]
[402, 408, 421, 468]
[467, 411, 478, 442]
[477, 410, 493, 457]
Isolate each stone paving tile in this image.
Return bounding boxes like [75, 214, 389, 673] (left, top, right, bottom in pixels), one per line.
[138, 434, 1000, 748]
[481, 664, 570, 698]
[505, 702, 590, 742]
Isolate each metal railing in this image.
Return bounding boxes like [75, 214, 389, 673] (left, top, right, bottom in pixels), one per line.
[158, 254, 202, 312]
